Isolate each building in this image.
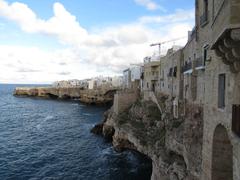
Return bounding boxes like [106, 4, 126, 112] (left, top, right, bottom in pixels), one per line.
[140, 0, 240, 179]
[196, 0, 240, 179]
[52, 79, 85, 88]
[112, 76, 123, 88]
[88, 79, 97, 90]
[159, 46, 183, 98]
[130, 64, 142, 89]
[123, 68, 131, 89]
[143, 56, 160, 92]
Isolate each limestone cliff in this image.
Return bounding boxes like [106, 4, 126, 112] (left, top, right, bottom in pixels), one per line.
[92, 96, 203, 180]
[14, 87, 116, 105]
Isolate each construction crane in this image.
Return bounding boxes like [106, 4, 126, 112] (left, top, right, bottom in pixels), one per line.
[150, 36, 186, 57]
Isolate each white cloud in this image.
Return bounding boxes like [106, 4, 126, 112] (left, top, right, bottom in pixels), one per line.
[139, 9, 195, 24]
[0, 0, 194, 83]
[134, 0, 165, 11]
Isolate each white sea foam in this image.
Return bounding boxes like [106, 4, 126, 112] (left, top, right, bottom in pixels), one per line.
[44, 115, 54, 121]
[82, 113, 92, 116]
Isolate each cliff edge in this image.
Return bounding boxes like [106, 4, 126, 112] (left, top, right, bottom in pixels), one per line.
[92, 92, 203, 180]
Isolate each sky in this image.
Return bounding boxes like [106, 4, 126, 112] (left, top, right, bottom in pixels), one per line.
[0, 0, 195, 84]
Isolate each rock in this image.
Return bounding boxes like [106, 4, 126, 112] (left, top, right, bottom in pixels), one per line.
[92, 95, 203, 180]
[102, 125, 115, 140]
[91, 123, 103, 135]
[14, 86, 116, 105]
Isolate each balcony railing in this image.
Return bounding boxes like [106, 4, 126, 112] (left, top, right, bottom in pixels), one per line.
[151, 75, 159, 81]
[195, 57, 205, 68]
[200, 11, 209, 27]
[182, 62, 192, 73]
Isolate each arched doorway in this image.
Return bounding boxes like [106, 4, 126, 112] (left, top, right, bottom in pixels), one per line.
[212, 124, 233, 180]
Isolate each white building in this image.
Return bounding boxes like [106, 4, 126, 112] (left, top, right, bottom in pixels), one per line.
[88, 79, 97, 89]
[123, 68, 131, 89]
[130, 65, 142, 82]
[112, 76, 123, 87]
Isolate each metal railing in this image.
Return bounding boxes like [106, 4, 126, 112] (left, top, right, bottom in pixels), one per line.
[195, 57, 205, 68]
[182, 62, 192, 73]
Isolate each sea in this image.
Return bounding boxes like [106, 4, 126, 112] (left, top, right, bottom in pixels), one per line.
[0, 84, 152, 180]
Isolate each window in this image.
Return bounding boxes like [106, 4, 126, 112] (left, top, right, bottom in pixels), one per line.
[200, 0, 209, 26]
[173, 66, 177, 77]
[218, 74, 226, 108]
[169, 68, 173, 77]
[203, 0, 208, 14]
[203, 45, 209, 66]
[232, 105, 240, 137]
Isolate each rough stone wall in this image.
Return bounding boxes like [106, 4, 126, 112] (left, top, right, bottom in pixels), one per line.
[195, 0, 240, 179]
[202, 53, 240, 180]
[113, 90, 139, 115]
[144, 61, 161, 92]
[159, 49, 183, 99]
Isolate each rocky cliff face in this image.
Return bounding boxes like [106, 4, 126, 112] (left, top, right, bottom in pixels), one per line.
[92, 96, 203, 180]
[14, 87, 116, 105]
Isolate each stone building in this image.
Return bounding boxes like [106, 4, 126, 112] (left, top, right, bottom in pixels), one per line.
[196, 0, 240, 179]
[143, 56, 161, 92]
[159, 46, 183, 98]
[112, 76, 123, 88]
[88, 79, 97, 90]
[130, 64, 142, 89]
[123, 68, 131, 89]
[171, 0, 240, 179]
[140, 0, 240, 179]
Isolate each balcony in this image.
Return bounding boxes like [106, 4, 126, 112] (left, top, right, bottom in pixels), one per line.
[151, 75, 159, 81]
[200, 11, 209, 27]
[195, 57, 205, 70]
[182, 62, 192, 74]
[211, 0, 240, 73]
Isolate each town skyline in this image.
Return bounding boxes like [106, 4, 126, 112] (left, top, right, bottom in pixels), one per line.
[0, 0, 194, 84]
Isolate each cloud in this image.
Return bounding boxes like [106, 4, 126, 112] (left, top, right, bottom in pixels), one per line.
[58, 71, 71, 76]
[134, 0, 165, 11]
[59, 62, 67, 66]
[17, 68, 41, 73]
[139, 9, 195, 24]
[0, 0, 194, 83]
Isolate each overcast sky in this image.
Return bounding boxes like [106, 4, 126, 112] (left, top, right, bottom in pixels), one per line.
[0, 0, 194, 84]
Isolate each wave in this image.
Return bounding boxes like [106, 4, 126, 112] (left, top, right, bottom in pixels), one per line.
[44, 115, 54, 121]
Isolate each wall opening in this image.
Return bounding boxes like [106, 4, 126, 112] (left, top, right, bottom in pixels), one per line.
[218, 74, 226, 109]
[212, 124, 233, 180]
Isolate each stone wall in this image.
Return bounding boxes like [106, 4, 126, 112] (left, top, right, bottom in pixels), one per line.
[113, 90, 139, 115]
[196, 0, 240, 179]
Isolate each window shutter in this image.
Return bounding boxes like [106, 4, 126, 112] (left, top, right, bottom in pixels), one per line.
[232, 105, 240, 137]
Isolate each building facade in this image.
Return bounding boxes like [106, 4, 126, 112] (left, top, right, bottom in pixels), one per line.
[143, 56, 161, 92]
[139, 0, 240, 179]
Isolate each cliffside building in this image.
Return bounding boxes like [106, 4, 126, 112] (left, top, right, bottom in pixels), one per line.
[143, 56, 161, 92]
[140, 0, 240, 179]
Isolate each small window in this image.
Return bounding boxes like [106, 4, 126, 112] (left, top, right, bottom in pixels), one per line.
[218, 74, 226, 108]
[173, 66, 177, 77]
[203, 45, 209, 66]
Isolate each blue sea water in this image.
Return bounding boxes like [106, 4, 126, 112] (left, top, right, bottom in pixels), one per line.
[0, 84, 152, 180]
